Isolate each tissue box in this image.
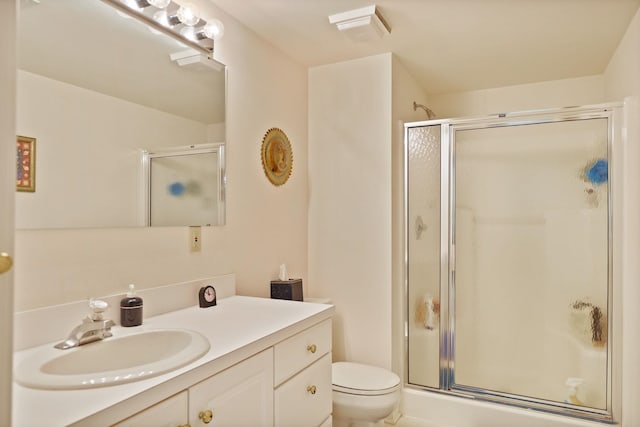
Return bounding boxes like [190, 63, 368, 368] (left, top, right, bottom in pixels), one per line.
[270, 279, 303, 301]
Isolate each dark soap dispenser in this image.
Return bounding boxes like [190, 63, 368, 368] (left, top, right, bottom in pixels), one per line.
[120, 284, 143, 327]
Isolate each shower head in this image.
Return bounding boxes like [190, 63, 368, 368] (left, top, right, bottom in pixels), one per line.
[413, 101, 436, 120]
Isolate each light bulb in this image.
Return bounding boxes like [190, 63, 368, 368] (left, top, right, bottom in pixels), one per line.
[153, 10, 171, 27]
[121, 0, 142, 12]
[176, 3, 200, 26]
[179, 26, 198, 42]
[147, 0, 171, 8]
[203, 19, 224, 40]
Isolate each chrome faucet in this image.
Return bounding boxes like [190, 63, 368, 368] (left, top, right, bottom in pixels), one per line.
[54, 299, 115, 350]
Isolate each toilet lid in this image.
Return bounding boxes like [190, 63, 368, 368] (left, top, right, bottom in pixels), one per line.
[332, 362, 400, 396]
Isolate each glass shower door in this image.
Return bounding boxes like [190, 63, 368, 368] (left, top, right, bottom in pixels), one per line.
[406, 124, 441, 389]
[452, 118, 610, 410]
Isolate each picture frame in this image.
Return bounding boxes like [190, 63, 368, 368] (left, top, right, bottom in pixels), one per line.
[16, 135, 36, 192]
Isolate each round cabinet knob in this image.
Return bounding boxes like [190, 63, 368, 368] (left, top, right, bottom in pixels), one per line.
[0, 252, 13, 275]
[307, 344, 317, 354]
[178, 424, 191, 427]
[198, 409, 213, 424]
[307, 385, 317, 395]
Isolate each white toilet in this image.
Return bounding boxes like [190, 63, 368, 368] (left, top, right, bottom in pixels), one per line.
[332, 361, 401, 427]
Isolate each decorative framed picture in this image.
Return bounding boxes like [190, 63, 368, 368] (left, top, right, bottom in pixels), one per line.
[16, 135, 36, 192]
[261, 128, 293, 186]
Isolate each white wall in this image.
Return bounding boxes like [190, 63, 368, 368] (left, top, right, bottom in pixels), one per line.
[13, 0, 309, 311]
[309, 54, 393, 368]
[603, 8, 640, 427]
[429, 74, 604, 118]
[604, 9, 640, 100]
[308, 54, 427, 371]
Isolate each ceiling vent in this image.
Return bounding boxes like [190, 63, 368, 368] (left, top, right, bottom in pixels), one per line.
[328, 5, 391, 42]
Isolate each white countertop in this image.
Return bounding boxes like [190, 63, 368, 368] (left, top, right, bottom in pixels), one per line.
[12, 295, 334, 427]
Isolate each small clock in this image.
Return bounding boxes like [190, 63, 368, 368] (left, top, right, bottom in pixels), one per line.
[198, 285, 217, 308]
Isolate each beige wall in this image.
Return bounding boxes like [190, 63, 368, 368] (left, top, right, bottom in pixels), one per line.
[13, 0, 309, 311]
[429, 74, 605, 118]
[603, 8, 640, 426]
[604, 9, 640, 100]
[308, 54, 427, 370]
[308, 54, 393, 368]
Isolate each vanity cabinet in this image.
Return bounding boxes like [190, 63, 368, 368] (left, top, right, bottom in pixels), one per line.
[108, 319, 332, 427]
[112, 350, 273, 427]
[14, 295, 336, 427]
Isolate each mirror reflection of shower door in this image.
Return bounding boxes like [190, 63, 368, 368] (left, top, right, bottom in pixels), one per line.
[452, 118, 610, 410]
[143, 143, 225, 227]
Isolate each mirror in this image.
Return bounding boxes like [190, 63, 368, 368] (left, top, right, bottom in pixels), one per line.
[16, 0, 226, 229]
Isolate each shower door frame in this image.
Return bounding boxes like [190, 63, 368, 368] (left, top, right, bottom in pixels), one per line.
[404, 102, 623, 423]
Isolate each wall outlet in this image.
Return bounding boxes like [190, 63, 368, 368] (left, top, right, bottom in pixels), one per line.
[189, 226, 201, 252]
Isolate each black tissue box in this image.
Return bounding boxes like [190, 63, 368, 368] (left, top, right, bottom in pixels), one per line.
[270, 279, 303, 301]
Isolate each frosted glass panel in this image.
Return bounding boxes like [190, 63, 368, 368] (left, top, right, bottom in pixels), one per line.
[150, 152, 220, 226]
[452, 119, 609, 409]
[407, 125, 441, 388]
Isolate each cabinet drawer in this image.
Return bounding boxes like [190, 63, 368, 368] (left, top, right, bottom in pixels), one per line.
[275, 353, 332, 427]
[274, 319, 332, 385]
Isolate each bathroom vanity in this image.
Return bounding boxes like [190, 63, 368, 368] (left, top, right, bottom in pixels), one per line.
[12, 281, 334, 427]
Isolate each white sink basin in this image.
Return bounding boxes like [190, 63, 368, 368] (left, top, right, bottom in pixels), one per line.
[15, 329, 210, 390]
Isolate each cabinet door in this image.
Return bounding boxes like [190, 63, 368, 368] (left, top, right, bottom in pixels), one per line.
[189, 349, 274, 427]
[275, 353, 332, 427]
[113, 391, 188, 427]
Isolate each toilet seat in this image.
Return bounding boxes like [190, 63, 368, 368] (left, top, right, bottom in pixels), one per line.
[332, 362, 400, 396]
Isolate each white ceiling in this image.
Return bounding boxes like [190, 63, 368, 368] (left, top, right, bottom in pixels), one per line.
[210, 0, 640, 95]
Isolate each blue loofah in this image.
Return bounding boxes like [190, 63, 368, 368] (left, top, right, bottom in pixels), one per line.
[587, 159, 608, 185]
[168, 181, 186, 196]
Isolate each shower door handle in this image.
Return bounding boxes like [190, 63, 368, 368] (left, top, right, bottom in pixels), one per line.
[449, 243, 455, 272]
[415, 215, 427, 239]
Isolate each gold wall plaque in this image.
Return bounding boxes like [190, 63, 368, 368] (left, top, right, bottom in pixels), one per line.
[261, 128, 292, 186]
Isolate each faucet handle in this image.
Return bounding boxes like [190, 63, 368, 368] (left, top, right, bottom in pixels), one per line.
[88, 298, 109, 321]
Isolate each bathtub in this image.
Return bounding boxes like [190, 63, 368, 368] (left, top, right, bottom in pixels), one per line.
[405, 324, 609, 426]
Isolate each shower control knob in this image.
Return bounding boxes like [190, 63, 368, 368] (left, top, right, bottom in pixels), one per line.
[198, 409, 213, 424]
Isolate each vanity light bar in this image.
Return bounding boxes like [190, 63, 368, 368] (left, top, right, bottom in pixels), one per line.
[101, 0, 222, 56]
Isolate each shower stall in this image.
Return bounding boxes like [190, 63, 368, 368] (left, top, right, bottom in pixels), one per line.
[404, 103, 622, 423]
